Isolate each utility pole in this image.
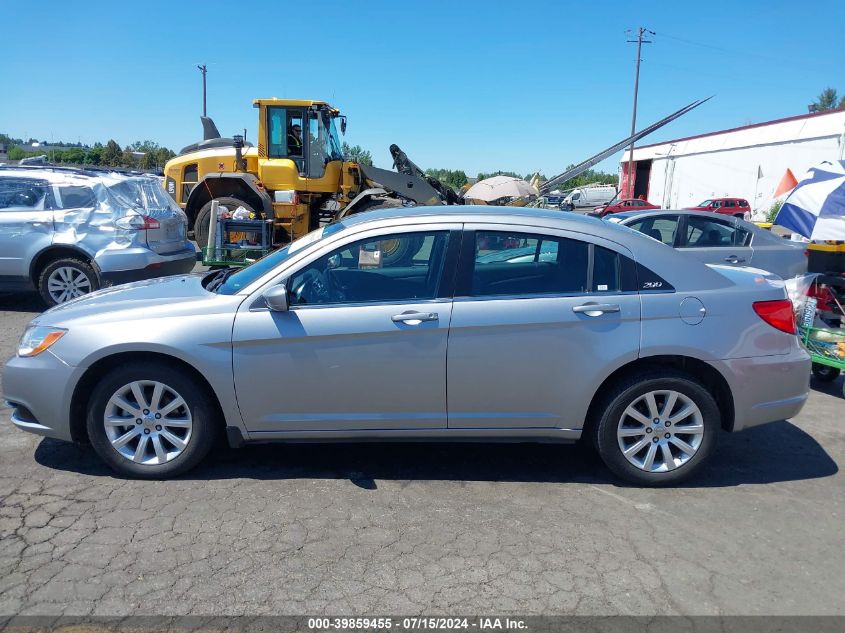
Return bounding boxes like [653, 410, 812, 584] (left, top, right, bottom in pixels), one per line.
[197, 64, 207, 117]
[625, 27, 653, 199]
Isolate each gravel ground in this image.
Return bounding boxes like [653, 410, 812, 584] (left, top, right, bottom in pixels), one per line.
[0, 288, 843, 617]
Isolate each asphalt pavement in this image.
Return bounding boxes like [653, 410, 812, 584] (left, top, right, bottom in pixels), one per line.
[0, 289, 843, 616]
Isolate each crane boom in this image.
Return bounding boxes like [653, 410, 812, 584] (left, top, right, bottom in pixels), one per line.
[540, 97, 711, 194]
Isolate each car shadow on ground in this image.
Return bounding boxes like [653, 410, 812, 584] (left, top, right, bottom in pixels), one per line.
[33, 419, 837, 489]
[0, 292, 46, 313]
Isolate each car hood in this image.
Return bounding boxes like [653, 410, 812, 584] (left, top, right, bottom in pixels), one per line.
[34, 273, 245, 327]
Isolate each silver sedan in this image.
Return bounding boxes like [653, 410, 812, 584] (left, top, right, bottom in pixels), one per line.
[3, 206, 811, 485]
[607, 209, 807, 280]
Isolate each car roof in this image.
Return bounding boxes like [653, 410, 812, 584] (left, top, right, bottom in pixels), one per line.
[0, 165, 156, 186]
[609, 208, 796, 245]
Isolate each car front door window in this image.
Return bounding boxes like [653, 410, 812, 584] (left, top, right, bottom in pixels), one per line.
[288, 231, 450, 306]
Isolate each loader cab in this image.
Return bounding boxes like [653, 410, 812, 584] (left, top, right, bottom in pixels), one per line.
[261, 100, 345, 181]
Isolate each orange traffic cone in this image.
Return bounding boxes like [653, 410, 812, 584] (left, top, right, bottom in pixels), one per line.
[774, 168, 798, 198]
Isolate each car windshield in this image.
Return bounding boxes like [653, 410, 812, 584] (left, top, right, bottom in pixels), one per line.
[697, 199, 712, 207]
[213, 221, 347, 294]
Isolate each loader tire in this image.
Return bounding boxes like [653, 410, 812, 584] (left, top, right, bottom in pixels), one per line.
[194, 197, 258, 249]
[349, 199, 422, 266]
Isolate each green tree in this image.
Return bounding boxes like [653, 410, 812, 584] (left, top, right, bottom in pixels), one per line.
[425, 168, 468, 191]
[7, 146, 26, 160]
[477, 170, 522, 181]
[84, 143, 103, 165]
[58, 147, 85, 164]
[341, 142, 373, 166]
[811, 87, 845, 111]
[100, 140, 123, 167]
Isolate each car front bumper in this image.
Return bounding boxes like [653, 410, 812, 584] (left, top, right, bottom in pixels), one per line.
[96, 246, 198, 286]
[711, 344, 811, 432]
[3, 351, 81, 443]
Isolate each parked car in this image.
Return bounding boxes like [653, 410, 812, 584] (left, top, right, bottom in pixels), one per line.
[560, 185, 617, 211]
[686, 198, 751, 218]
[593, 198, 660, 217]
[608, 210, 807, 280]
[0, 166, 196, 306]
[4, 206, 810, 485]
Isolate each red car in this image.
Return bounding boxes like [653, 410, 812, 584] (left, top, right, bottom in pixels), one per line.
[686, 197, 751, 218]
[593, 198, 660, 216]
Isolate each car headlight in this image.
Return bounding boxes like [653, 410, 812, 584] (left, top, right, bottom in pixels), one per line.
[18, 326, 67, 357]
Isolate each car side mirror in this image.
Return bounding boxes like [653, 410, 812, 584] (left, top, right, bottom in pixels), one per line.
[263, 285, 289, 312]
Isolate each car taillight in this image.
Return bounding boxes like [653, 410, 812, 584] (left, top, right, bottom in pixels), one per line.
[116, 215, 160, 230]
[753, 299, 796, 334]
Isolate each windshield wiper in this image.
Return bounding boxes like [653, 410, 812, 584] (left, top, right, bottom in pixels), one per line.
[206, 267, 237, 292]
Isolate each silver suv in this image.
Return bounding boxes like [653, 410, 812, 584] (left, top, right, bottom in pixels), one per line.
[0, 166, 196, 305]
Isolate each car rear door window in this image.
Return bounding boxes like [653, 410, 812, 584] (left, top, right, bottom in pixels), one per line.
[469, 231, 589, 296]
[626, 215, 679, 246]
[57, 185, 97, 209]
[0, 178, 51, 210]
[288, 231, 450, 306]
[683, 216, 739, 247]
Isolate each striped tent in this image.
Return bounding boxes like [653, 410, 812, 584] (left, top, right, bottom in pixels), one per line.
[775, 160, 845, 239]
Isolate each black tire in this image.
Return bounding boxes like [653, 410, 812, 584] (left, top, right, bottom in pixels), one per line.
[348, 198, 422, 265]
[37, 257, 100, 307]
[194, 197, 258, 249]
[812, 363, 841, 383]
[86, 361, 219, 479]
[592, 370, 719, 486]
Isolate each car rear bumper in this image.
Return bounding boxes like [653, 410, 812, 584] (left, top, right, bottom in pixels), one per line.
[710, 345, 811, 432]
[97, 246, 198, 285]
[3, 351, 79, 442]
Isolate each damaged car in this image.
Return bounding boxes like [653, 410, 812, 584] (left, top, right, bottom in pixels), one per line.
[0, 166, 196, 306]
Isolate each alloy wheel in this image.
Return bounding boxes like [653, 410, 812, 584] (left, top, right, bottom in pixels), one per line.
[616, 389, 705, 473]
[47, 266, 92, 304]
[103, 380, 193, 465]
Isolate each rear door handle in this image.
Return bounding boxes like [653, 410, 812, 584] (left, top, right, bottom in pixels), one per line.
[572, 303, 621, 316]
[391, 311, 438, 324]
[724, 255, 746, 264]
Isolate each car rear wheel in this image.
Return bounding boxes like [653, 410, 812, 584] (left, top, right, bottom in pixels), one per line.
[86, 362, 219, 479]
[194, 197, 257, 249]
[593, 370, 719, 486]
[811, 363, 841, 382]
[38, 257, 99, 306]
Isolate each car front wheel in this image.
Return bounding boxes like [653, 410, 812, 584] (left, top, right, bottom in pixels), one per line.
[86, 362, 219, 478]
[593, 370, 719, 486]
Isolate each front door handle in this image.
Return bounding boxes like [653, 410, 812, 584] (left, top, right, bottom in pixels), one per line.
[572, 303, 621, 316]
[391, 311, 438, 324]
[724, 255, 746, 264]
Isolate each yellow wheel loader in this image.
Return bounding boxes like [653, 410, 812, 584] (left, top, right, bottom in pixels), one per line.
[163, 99, 458, 264]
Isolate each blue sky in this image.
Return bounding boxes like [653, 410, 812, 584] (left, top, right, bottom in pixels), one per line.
[2, 0, 843, 177]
